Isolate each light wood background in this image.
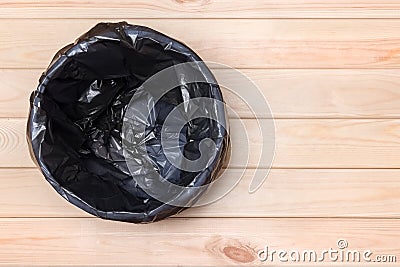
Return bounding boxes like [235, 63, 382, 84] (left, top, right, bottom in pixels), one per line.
[0, 1, 400, 266]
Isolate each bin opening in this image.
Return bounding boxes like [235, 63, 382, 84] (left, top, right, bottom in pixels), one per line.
[27, 22, 230, 223]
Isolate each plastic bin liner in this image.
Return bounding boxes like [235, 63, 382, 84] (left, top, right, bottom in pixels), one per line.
[27, 22, 230, 223]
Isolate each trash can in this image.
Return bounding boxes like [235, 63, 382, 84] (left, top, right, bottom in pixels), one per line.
[27, 22, 230, 223]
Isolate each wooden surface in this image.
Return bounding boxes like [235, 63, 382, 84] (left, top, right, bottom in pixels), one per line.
[0, 1, 400, 266]
[1, 0, 400, 18]
[2, 19, 400, 69]
[0, 218, 398, 265]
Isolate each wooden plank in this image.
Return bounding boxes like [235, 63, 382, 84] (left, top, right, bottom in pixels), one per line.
[0, 70, 39, 118]
[1, 19, 400, 69]
[5, 69, 400, 119]
[0, 168, 399, 218]
[7, 118, 400, 168]
[1, 0, 400, 19]
[0, 218, 398, 265]
[0, 119, 31, 168]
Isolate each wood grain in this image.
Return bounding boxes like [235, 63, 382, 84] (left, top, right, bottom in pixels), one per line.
[5, 69, 400, 119]
[0, 119, 30, 168]
[0, 168, 399, 218]
[1, 0, 400, 18]
[8, 118, 400, 168]
[0, 217, 398, 265]
[1, 19, 400, 69]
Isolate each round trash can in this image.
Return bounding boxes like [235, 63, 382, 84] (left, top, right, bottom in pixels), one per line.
[27, 22, 230, 223]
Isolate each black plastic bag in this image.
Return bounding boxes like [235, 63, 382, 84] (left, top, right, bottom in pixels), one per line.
[27, 22, 230, 223]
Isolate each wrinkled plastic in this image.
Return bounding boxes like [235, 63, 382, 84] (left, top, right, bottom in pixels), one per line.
[27, 22, 229, 223]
